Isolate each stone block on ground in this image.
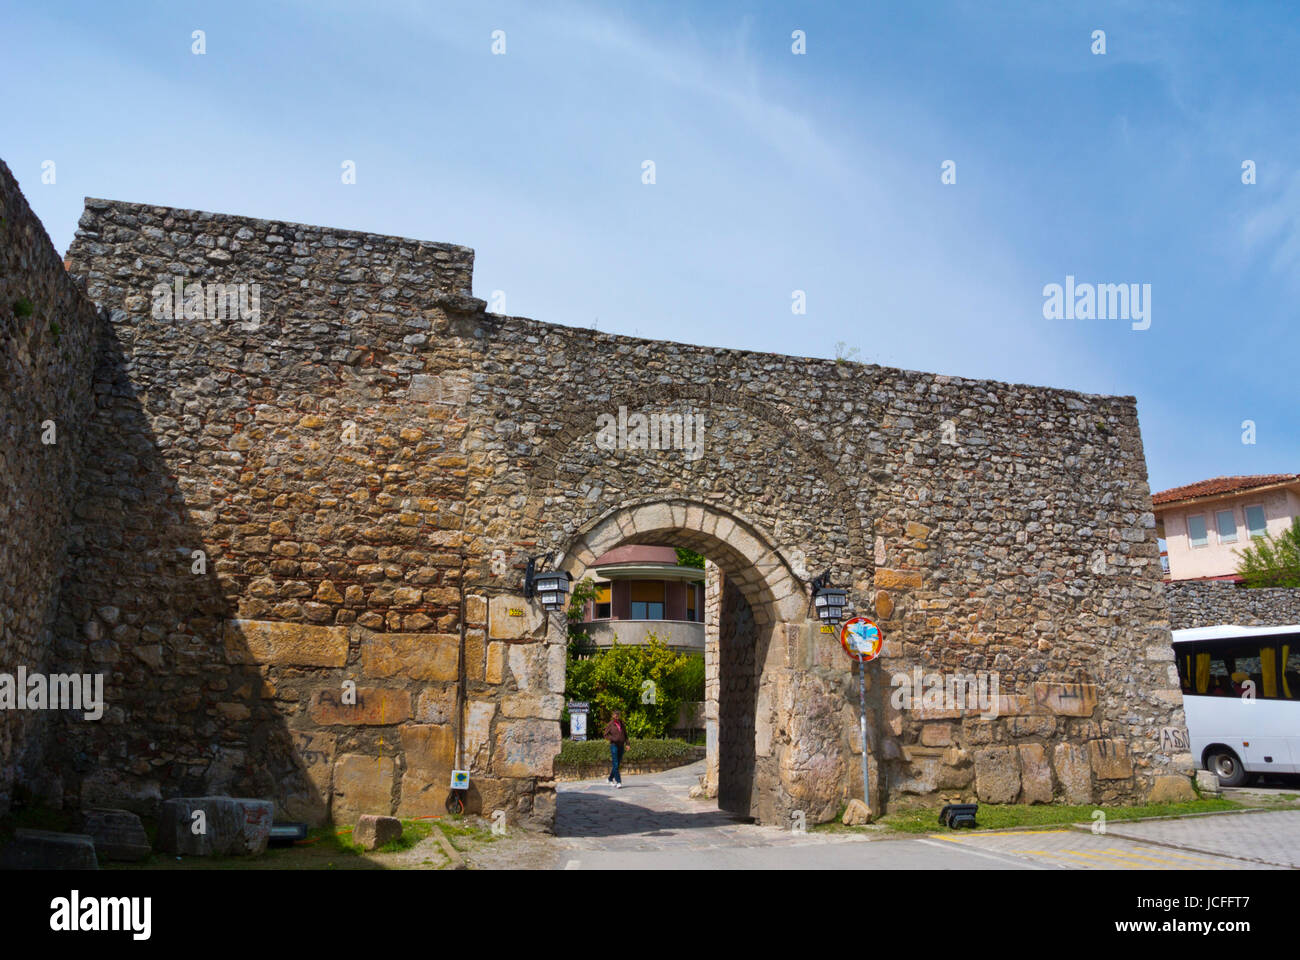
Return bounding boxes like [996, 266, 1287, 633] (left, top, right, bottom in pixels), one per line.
[1195, 769, 1222, 797]
[1147, 774, 1196, 803]
[0, 829, 99, 869]
[842, 798, 872, 825]
[155, 797, 274, 856]
[78, 808, 151, 861]
[354, 814, 403, 850]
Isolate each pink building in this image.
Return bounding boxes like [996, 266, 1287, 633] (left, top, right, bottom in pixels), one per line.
[576, 544, 706, 651]
[1153, 474, 1300, 581]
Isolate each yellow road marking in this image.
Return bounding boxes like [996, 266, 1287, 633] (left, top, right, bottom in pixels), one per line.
[1038, 848, 1148, 869]
[928, 829, 1073, 842]
[1086, 846, 1239, 869]
[1059, 847, 1202, 869]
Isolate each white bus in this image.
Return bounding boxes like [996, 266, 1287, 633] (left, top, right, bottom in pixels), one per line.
[1172, 623, 1300, 786]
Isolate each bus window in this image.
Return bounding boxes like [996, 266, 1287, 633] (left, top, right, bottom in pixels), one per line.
[1177, 651, 1213, 694]
[1175, 631, 1300, 699]
[1201, 641, 1277, 698]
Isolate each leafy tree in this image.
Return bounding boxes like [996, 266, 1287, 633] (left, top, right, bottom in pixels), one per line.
[662, 654, 705, 702]
[674, 547, 706, 569]
[1235, 518, 1300, 588]
[565, 576, 599, 656]
[564, 635, 693, 738]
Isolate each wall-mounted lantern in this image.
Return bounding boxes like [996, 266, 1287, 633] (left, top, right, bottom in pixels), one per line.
[810, 571, 847, 624]
[525, 555, 571, 612]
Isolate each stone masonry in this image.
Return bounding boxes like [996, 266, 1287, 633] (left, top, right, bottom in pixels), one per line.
[1166, 581, 1300, 630]
[0, 158, 1194, 829]
[0, 160, 100, 812]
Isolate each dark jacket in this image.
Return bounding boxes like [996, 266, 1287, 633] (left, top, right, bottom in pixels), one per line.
[603, 718, 628, 746]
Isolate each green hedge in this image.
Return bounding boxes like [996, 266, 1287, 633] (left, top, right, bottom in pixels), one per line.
[557, 738, 697, 766]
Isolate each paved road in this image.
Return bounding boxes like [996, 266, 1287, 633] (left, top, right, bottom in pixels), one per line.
[548, 761, 1280, 870]
[1099, 810, 1300, 868]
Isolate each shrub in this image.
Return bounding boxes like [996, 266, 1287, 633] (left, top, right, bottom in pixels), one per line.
[663, 654, 705, 702]
[564, 634, 690, 738]
[1236, 518, 1300, 588]
[565, 576, 599, 656]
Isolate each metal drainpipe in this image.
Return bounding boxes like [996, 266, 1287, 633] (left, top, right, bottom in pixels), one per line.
[455, 549, 467, 773]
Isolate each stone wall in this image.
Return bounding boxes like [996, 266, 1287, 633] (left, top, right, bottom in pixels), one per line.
[1166, 581, 1300, 630]
[55, 196, 536, 824]
[0, 161, 101, 813]
[7, 185, 1194, 828]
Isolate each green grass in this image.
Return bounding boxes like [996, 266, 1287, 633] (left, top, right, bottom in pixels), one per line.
[334, 818, 433, 855]
[857, 797, 1246, 834]
[0, 798, 75, 842]
[109, 819, 440, 870]
[438, 816, 498, 850]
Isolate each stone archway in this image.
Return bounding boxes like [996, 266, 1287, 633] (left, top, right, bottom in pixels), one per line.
[553, 497, 845, 824]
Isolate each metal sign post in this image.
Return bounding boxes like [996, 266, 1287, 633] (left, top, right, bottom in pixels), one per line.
[568, 700, 590, 741]
[857, 661, 868, 811]
[839, 616, 883, 813]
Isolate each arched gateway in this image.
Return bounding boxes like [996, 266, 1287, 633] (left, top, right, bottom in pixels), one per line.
[6, 187, 1194, 833]
[554, 498, 843, 823]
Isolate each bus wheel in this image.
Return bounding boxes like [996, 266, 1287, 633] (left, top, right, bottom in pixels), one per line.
[1207, 749, 1247, 788]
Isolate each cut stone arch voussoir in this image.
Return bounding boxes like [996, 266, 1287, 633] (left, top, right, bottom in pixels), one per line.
[557, 499, 805, 618]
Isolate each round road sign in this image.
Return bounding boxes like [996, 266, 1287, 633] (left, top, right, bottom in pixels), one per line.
[840, 616, 883, 662]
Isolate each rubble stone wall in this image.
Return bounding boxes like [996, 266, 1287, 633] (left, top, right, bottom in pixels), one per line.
[0, 181, 1194, 827]
[1166, 581, 1300, 630]
[0, 162, 101, 813]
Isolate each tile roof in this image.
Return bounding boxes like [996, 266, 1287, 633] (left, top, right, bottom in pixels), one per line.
[1152, 473, 1300, 506]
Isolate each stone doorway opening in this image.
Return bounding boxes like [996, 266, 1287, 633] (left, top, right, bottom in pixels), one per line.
[550, 499, 816, 828]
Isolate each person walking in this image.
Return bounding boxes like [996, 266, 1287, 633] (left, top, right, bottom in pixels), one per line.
[604, 710, 629, 787]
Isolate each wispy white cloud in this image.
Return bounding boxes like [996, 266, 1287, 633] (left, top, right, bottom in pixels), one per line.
[1242, 170, 1300, 279]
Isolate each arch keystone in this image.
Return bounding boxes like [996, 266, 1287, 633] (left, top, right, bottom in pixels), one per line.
[630, 503, 673, 535]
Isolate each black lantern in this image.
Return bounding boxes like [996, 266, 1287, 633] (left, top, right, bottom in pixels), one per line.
[525, 556, 571, 612]
[811, 571, 847, 624]
[939, 803, 978, 828]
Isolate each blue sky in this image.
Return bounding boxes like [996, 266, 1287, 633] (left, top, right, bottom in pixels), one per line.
[4, 0, 1298, 493]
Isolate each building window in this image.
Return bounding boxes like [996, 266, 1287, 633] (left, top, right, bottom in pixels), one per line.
[1246, 504, 1268, 539]
[1187, 514, 1208, 548]
[686, 584, 698, 622]
[630, 581, 664, 620]
[594, 583, 611, 620]
[1216, 509, 1237, 544]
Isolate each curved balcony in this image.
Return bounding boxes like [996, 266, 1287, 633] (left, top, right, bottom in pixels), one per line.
[579, 619, 705, 652]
